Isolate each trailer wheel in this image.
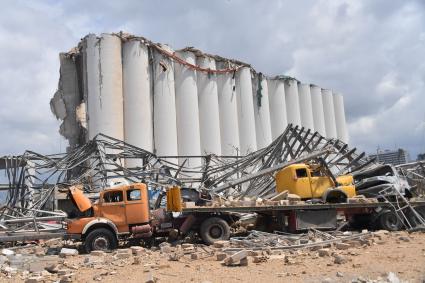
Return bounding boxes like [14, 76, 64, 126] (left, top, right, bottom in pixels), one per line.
[84, 228, 118, 253]
[200, 217, 230, 245]
[377, 210, 403, 231]
[349, 214, 372, 230]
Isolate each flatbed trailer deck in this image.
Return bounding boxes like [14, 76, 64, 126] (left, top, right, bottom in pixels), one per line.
[181, 201, 425, 214]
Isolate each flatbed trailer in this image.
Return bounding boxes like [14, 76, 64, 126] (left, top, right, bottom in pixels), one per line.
[181, 200, 425, 233]
[182, 201, 425, 213]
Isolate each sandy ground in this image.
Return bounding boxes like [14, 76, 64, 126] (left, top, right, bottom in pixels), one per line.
[2, 231, 425, 283]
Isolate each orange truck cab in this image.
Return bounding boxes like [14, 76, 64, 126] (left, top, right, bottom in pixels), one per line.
[67, 183, 152, 252]
[66, 183, 234, 252]
[275, 164, 356, 202]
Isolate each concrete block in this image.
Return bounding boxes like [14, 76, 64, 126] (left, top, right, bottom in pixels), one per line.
[223, 250, 248, 265]
[318, 249, 330, 257]
[59, 248, 78, 257]
[216, 253, 227, 261]
[335, 243, 350, 250]
[213, 240, 229, 248]
[1, 249, 14, 256]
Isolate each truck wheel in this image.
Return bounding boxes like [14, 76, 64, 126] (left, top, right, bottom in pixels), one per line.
[200, 217, 230, 245]
[349, 214, 372, 230]
[377, 210, 403, 231]
[84, 228, 118, 253]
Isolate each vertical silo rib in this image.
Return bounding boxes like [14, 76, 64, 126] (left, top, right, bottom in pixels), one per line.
[217, 61, 240, 155]
[252, 73, 272, 149]
[310, 84, 327, 137]
[322, 88, 338, 139]
[174, 50, 202, 167]
[122, 39, 153, 167]
[268, 78, 288, 140]
[284, 78, 301, 127]
[235, 67, 257, 154]
[333, 92, 349, 143]
[298, 82, 314, 132]
[152, 44, 178, 164]
[197, 55, 222, 155]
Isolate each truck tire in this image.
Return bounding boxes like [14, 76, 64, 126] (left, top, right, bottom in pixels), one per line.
[349, 214, 372, 230]
[84, 228, 118, 253]
[376, 210, 403, 231]
[200, 217, 230, 245]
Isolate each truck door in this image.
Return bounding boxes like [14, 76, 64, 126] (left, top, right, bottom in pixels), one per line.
[310, 170, 334, 198]
[100, 190, 127, 229]
[125, 185, 150, 225]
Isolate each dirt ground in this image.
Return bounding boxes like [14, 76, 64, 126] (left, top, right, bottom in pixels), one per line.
[2, 231, 425, 283]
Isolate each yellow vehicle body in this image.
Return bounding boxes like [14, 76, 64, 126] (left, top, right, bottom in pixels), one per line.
[275, 164, 356, 200]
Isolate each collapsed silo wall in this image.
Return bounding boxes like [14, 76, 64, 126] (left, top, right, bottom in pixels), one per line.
[51, 32, 350, 163]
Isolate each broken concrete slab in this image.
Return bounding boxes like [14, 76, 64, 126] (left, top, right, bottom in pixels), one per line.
[59, 248, 78, 257]
[223, 250, 248, 266]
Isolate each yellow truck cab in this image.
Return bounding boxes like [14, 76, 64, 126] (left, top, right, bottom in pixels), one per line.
[275, 164, 356, 202]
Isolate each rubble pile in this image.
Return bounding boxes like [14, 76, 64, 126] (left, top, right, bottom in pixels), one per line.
[0, 229, 416, 283]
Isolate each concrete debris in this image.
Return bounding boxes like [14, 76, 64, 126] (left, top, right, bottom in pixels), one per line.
[318, 248, 331, 257]
[1, 249, 14, 256]
[223, 250, 248, 266]
[333, 254, 347, 264]
[213, 241, 229, 248]
[59, 248, 78, 257]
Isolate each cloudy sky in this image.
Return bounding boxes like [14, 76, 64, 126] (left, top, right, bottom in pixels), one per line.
[0, 0, 424, 159]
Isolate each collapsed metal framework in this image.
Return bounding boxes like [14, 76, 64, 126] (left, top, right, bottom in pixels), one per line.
[397, 161, 425, 195]
[1, 124, 424, 237]
[0, 125, 372, 214]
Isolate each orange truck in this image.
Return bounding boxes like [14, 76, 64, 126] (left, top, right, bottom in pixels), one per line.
[66, 183, 234, 252]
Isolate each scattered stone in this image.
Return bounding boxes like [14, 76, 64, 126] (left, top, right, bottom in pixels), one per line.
[25, 276, 44, 283]
[59, 248, 78, 258]
[114, 252, 132, 259]
[239, 257, 248, 266]
[90, 250, 105, 257]
[181, 243, 194, 249]
[223, 250, 248, 266]
[335, 243, 350, 250]
[32, 246, 45, 256]
[131, 246, 144, 255]
[216, 253, 227, 261]
[190, 253, 199, 260]
[145, 272, 155, 283]
[213, 241, 229, 248]
[168, 252, 181, 261]
[333, 254, 347, 264]
[336, 271, 344, 277]
[248, 250, 260, 256]
[252, 256, 268, 263]
[318, 249, 330, 257]
[352, 263, 362, 268]
[2, 249, 15, 256]
[322, 278, 332, 283]
[399, 236, 410, 242]
[133, 257, 142, 265]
